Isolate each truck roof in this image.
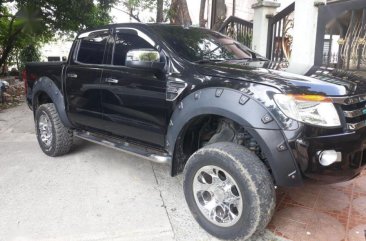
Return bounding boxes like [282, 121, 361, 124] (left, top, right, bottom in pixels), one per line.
[77, 23, 204, 38]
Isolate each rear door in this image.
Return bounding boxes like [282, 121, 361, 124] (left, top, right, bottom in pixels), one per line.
[65, 29, 110, 130]
[99, 27, 169, 147]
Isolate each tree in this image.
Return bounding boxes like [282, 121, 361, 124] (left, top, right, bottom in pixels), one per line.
[18, 44, 40, 69]
[119, 0, 170, 23]
[0, 0, 116, 71]
[116, 0, 192, 26]
[156, 0, 164, 23]
[169, 0, 191, 26]
[199, 0, 206, 27]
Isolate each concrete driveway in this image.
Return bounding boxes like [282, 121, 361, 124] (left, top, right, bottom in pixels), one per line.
[0, 103, 281, 241]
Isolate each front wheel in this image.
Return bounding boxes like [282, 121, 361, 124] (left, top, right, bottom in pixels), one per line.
[183, 142, 275, 240]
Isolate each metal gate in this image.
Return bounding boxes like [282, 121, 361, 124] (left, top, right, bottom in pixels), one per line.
[266, 3, 295, 70]
[314, 0, 366, 73]
[219, 16, 253, 48]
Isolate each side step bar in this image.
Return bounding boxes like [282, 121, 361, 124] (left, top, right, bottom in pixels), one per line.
[75, 131, 172, 164]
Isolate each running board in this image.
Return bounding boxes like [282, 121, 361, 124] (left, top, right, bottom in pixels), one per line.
[75, 131, 172, 164]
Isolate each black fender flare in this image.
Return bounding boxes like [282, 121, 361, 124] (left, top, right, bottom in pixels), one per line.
[32, 77, 73, 128]
[166, 88, 302, 186]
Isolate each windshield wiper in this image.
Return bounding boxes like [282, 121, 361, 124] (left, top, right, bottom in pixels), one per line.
[193, 59, 224, 64]
[230, 57, 269, 62]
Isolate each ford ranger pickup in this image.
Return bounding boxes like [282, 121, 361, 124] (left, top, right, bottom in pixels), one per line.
[24, 23, 366, 240]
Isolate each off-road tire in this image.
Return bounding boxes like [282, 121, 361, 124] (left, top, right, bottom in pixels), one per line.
[35, 103, 73, 156]
[183, 142, 276, 240]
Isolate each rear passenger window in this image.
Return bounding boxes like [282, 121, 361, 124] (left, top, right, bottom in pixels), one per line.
[77, 30, 109, 65]
[113, 29, 155, 66]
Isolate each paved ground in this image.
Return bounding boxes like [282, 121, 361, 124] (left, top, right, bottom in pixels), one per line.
[0, 103, 284, 241]
[2, 103, 366, 241]
[270, 172, 366, 241]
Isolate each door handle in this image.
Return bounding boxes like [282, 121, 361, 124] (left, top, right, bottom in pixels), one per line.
[104, 78, 119, 84]
[67, 73, 78, 78]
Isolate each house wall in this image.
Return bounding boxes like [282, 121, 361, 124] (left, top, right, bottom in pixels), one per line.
[225, 0, 257, 21]
[277, 0, 295, 11]
[39, 40, 73, 62]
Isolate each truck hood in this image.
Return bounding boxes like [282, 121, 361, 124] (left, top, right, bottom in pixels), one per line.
[195, 62, 365, 96]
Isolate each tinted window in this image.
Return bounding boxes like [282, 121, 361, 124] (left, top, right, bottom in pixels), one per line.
[77, 31, 109, 64]
[112, 29, 155, 66]
[150, 26, 261, 62]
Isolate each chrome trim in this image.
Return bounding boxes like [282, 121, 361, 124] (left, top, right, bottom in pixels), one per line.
[166, 80, 188, 101]
[67, 73, 78, 78]
[332, 94, 366, 105]
[126, 49, 160, 62]
[115, 27, 156, 47]
[343, 108, 366, 118]
[347, 121, 366, 131]
[333, 94, 366, 130]
[75, 131, 172, 164]
[104, 78, 119, 84]
[77, 29, 109, 39]
[193, 165, 243, 227]
[38, 112, 53, 147]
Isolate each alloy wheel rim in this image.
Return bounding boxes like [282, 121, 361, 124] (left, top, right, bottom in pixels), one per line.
[193, 165, 243, 227]
[38, 112, 53, 147]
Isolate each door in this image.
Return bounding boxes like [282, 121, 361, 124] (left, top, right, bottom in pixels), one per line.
[65, 29, 110, 130]
[100, 28, 169, 147]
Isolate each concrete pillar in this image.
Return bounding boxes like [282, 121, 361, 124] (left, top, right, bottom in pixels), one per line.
[251, 1, 281, 56]
[287, 0, 325, 74]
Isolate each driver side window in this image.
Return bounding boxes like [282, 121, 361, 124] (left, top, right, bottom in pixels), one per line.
[113, 30, 155, 66]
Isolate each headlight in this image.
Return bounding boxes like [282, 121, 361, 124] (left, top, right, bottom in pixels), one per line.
[273, 94, 341, 127]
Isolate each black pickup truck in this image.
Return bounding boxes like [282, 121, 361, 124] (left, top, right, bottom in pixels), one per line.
[24, 23, 366, 240]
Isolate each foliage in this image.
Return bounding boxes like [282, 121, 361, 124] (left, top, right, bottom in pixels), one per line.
[168, 0, 191, 26]
[19, 44, 40, 69]
[13, 0, 117, 32]
[237, 33, 252, 48]
[0, 0, 117, 71]
[138, 51, 159, 61]
[120, 0, 170, 22]
[0, 0, 196, 73]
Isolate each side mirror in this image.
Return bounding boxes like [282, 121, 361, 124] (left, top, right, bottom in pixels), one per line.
[125, 49, 165, 72]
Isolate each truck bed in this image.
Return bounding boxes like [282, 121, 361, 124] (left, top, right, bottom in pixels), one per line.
[25, 61, 66, 105]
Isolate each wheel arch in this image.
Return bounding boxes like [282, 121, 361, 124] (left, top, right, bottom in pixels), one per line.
[167, 88, 303, 186]
[32, 76, 73, 128]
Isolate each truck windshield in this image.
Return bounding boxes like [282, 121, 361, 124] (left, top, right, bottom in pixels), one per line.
[150, 25, 265, 63]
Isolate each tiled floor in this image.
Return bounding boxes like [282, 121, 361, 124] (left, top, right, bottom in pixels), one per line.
[268, 170, 366, 241]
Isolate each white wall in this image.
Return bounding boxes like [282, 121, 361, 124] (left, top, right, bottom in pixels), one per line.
[277, 0, 294, 11]
[40, 40, 73, 62]
[287, 0, 320, 74]
[226, 0, 256, 21]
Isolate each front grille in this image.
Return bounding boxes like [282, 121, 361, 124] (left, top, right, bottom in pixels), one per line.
[335, 94, 366, 131]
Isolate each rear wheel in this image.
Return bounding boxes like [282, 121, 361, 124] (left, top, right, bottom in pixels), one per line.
[35, 103, 73, 156]
[183, 142, 275, 240]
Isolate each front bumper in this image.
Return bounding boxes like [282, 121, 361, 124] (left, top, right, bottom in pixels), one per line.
[293, 127, 366, 183]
